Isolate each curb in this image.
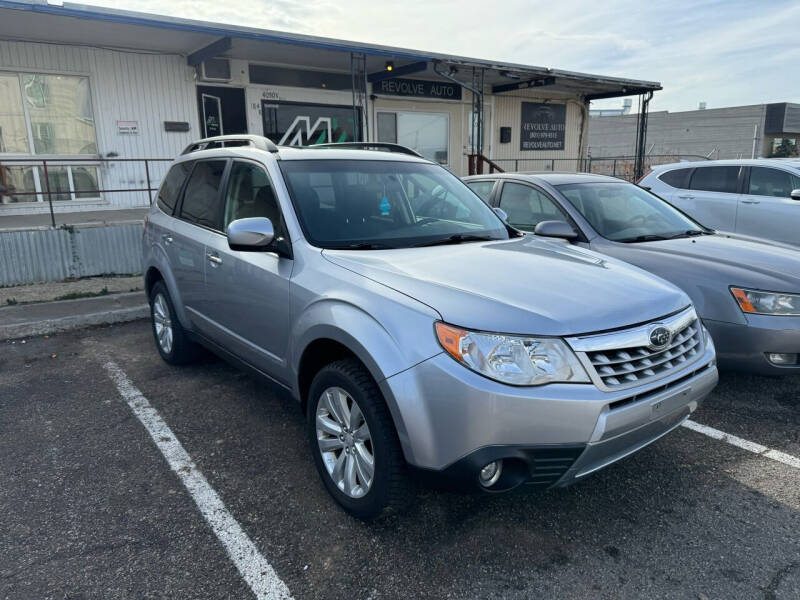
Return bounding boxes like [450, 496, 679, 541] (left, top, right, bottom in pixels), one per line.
[1, 304, 149, 340]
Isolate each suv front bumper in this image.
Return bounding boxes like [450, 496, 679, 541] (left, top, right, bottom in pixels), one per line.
[380, 337, 717, 490]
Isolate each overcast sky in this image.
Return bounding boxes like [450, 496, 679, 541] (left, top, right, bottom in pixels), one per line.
[82, 0, 800, 112]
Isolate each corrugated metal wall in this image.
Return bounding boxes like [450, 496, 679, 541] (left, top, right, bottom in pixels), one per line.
[490, 93, 587, 171]
[0, 224, 142, 285]
[0, 40, 198, 213]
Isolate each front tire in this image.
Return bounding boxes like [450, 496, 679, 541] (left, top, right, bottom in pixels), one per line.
[149, 281, 198, 365]
[307, 358, 412, 519]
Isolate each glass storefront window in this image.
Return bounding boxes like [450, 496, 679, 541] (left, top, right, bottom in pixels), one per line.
[0, 73, 30, 154]
[37, 166, 71, 202]
[72, 166, 100, 199]
[376, 111, 448, 165]
[22, 74, 97, 155]
[0, 166, 37, 203]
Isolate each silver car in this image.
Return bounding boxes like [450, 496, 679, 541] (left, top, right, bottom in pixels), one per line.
[464, 172, 800, 375]
[640, 159, 800, 247]
[143, 136, 717, 519]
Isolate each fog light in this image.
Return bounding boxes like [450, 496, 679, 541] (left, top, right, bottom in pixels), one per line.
[479, 460, 503, 487]
[767, 353, 798, 366]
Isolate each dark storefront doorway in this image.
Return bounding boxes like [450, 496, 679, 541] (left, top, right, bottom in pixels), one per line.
[197, 85, 247, 138]
[261, 100, 361, 146]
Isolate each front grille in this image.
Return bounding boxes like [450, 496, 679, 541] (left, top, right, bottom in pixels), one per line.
[587, 319, 702, 388]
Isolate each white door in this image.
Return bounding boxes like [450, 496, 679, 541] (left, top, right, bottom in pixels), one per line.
[736, 166, 800, 246]
[674, 165, 742, 231]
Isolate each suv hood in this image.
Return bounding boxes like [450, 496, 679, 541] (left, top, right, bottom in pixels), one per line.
[323, 236, 689, 336]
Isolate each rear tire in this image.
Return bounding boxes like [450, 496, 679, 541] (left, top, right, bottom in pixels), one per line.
[307, 358, 413, 519]
[149, 281, 198, 365]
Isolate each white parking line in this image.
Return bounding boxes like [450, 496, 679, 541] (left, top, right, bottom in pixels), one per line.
[103, 361, 293, 600]
[682, 419, 800, 470]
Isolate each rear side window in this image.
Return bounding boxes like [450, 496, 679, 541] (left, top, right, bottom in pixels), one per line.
[466, 181, 495, 201]
[748, 167, 800, 198]
[157, 162, 193, 214]
[689, 166, 740, 194]
[180, 160, 227, 229]
[498, 182, 566, 231]
[658, 168, 691, 189]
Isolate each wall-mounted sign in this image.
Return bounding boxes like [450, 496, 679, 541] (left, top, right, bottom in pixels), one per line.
[262, 100, 361, 146]
[164, 121, 190, 132]
[520, 102, 566, 151]
[372, 77, 462, 100]
[117, 120, 139, 135]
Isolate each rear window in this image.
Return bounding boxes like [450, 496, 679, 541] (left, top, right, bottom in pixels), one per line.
[157, 162, 193, 214]
[179, 160, 227, 229]
[466, 180, 495, 201]
[689, 166, 740, 194]
[657, 168, 691, 189]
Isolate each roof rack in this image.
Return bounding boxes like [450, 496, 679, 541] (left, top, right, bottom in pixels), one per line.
[181, 135, 279, 155]
[310, 142, 423, 158]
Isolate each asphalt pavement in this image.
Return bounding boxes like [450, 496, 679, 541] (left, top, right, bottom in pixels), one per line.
[1, 320, 799, 599]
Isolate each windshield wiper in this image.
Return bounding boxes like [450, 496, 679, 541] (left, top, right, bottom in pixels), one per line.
[616, 234, 670, 243]
[413, 234, 499, 248]
[667, 229, 710, 239]
[340, 242, 396, 250]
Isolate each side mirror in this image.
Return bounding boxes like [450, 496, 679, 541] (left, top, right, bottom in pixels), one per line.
[493, 207, 508, 221]
[227, 217, 274, 250]
[791, 189, 800, 200]
[534, 220, 579, 241]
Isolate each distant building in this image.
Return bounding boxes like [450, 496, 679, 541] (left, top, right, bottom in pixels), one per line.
[589, 102, 800, 160]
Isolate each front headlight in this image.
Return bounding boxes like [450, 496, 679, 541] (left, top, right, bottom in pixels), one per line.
[435, 322, 590, 386]
[731, 287, 800, 316]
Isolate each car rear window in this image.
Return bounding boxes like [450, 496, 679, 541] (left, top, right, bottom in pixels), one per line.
[657, 168, 691, 189]
[689, 166, 740, 194]
[157, 162, 193, 214]
[179, 160, 227, 229]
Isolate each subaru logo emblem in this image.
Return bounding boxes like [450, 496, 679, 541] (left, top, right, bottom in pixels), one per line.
[648, 326, 671, 350]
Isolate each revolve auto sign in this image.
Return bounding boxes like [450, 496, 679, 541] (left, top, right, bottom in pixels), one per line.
[373, 77, 462, 100]
[520, 102, 566, 151]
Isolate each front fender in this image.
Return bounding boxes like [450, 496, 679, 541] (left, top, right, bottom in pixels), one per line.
[289, 297, 441, 460]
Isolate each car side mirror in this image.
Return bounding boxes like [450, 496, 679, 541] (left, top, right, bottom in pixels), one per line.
[534, 220, 578, 241]
[791, 189, 800, 200]
[493, 207, 508, 221]
[227, 217, 274, 250]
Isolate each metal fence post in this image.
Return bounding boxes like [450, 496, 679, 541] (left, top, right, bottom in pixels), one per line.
[144, 159, 153, 205]
[42, 159, 56, 228]
[551, 159, 555, 172]
[612, 159, 617, 177]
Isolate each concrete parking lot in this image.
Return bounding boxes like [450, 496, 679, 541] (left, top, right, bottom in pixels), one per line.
[1, 320, 799, 599]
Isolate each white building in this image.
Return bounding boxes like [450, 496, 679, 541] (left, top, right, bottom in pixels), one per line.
[0, 0, 661, 216]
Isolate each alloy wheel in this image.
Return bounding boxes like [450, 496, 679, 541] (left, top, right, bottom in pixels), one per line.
[316, 386, 375, 498]
[153, 293, 174, 354]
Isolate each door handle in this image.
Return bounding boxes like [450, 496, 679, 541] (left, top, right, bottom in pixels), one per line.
[206, 253, 222, 265]
[677, 195, 695, 200]
[161, 234, 173, 244]
[741, 199, 760, 205]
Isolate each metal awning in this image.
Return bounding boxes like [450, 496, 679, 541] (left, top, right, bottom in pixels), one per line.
[0, 0, 661, 101]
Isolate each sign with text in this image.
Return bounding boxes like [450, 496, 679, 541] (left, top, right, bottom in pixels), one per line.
[116, 120, 139, 135]
[373, 77, 462, 100]
[520, 102, 566, 151]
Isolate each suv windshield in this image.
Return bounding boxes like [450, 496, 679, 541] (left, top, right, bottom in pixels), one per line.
[279, 160, 509, 249]
[558, 182, 710, 242]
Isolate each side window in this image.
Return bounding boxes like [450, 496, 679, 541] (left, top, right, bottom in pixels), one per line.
[689, 166, 740, 194]
[180, 160, 227, 229]
[466, 181, 495, 202]
[748, 167, 797, 198]
[157, 162, 193, 214]
[658, 168, 691, 189]
[223, 161, 285, 239]
[498, 182, 566, 231]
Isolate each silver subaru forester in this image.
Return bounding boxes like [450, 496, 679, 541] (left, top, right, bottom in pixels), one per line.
[142, 135, 718, 519]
